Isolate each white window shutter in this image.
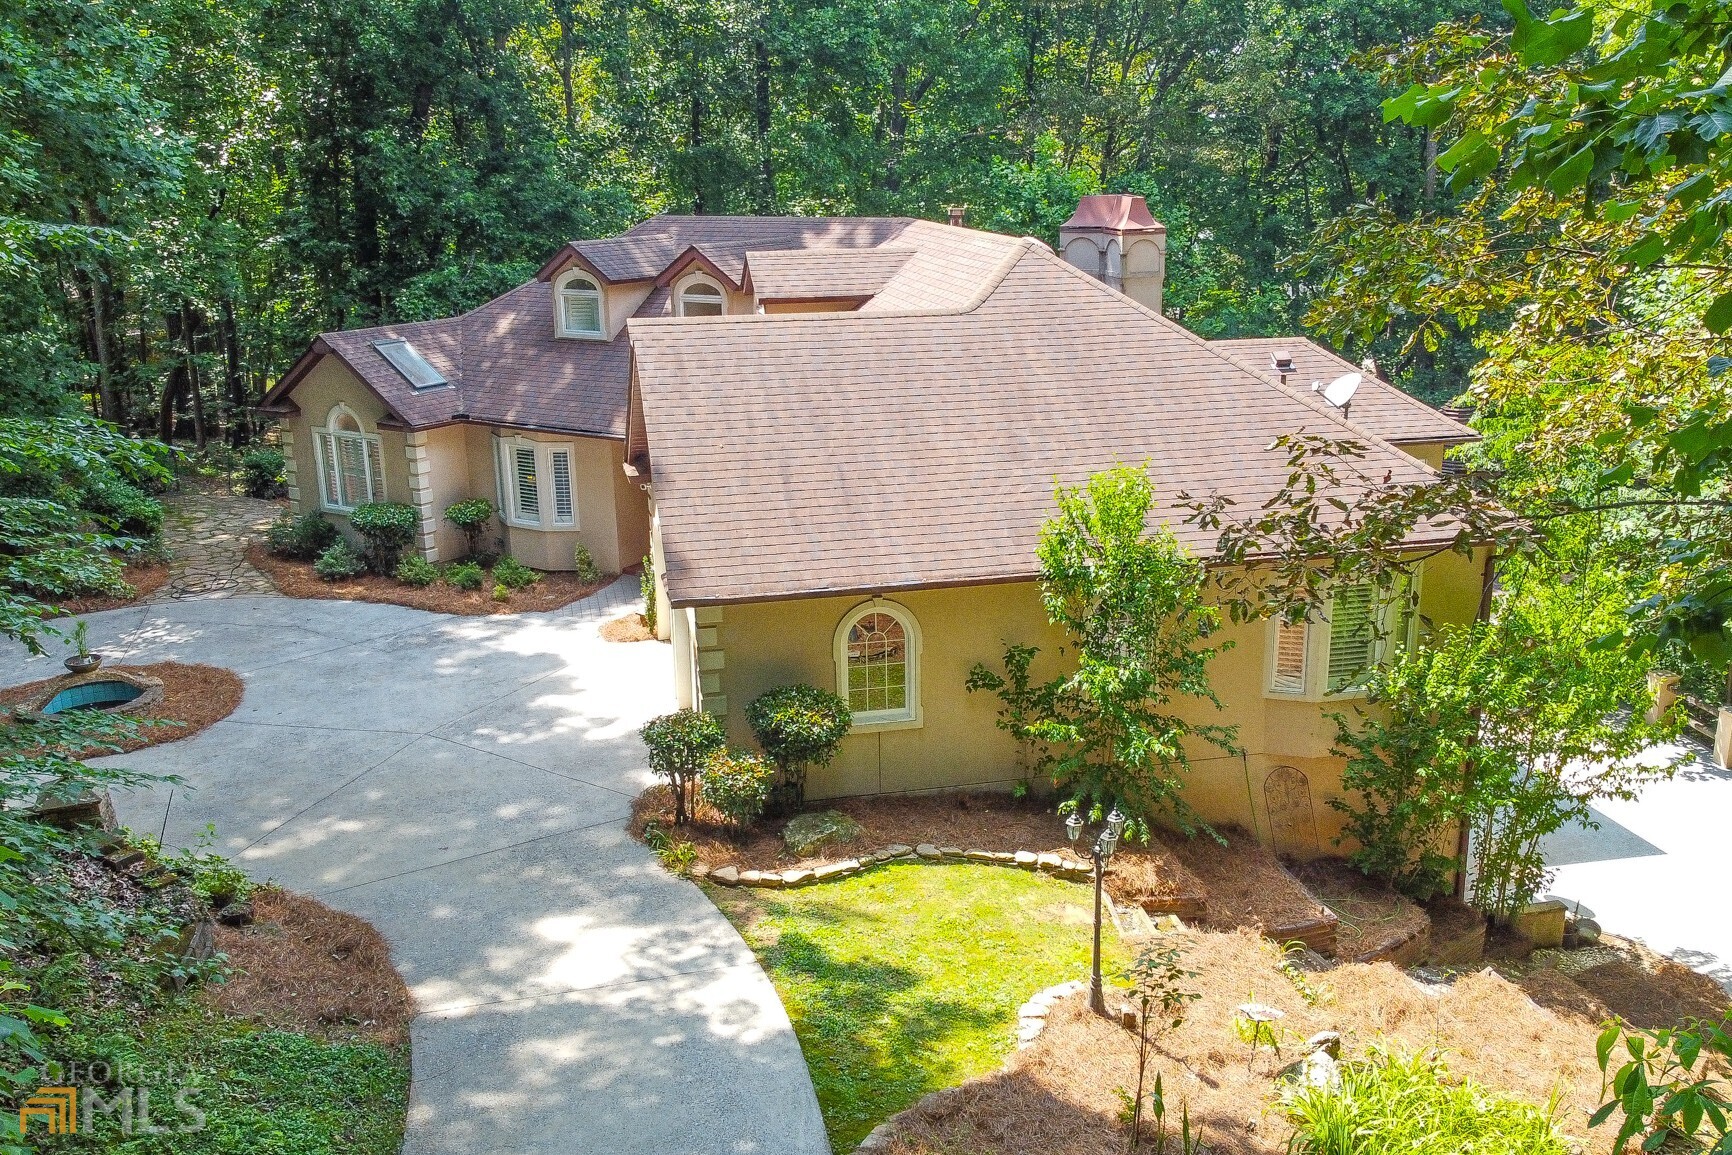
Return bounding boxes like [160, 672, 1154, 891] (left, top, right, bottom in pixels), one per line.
[1271, 621, 1307, 693]
[317, 433, 340, 507]
[337, 435, 369, 509]
[562, 290, 600, 334]
[363, 437, 383, 502]
[1328, 585, 1377, 691]
[514, 446, 540, 521]
[550, 449, 574, 525]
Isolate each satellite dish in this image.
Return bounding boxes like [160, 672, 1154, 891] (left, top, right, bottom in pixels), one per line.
[1317, 372, 1362, 411]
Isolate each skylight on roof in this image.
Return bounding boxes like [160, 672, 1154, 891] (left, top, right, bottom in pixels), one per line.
[372, 339, 446, 389]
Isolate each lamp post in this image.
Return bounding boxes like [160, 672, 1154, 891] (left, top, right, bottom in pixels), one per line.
[1066, 807, 1127, 1016]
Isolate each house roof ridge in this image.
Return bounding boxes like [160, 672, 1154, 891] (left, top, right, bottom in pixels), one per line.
[1211, 337, 1475, 441]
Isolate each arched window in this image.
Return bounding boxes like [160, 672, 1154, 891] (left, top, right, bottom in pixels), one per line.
[558, 274, 604, 337]
[833, 600, 921, 727]
[678, 281, 725, 318]
[314, 404, 382, 512]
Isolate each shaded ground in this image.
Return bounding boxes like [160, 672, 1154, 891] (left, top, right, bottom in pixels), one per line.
[249, 543, 613, 615]
[710, 861, 1133, 1150]
[52, 559, 172, 615]
[1292, 859, 1429, 962]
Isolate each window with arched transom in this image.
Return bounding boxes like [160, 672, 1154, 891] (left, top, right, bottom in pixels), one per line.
[833, 600, 922, 728]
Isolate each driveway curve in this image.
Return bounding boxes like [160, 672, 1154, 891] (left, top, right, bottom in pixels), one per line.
[0, 581, 828, 1155]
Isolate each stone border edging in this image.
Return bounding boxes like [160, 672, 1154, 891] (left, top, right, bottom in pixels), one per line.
[693, 842, 1097, 889]
[854, 978, 1086, 1153]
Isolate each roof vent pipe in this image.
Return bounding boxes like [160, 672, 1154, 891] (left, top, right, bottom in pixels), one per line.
[947, 205, 966, 227]
[1270, 351, 1296, 384]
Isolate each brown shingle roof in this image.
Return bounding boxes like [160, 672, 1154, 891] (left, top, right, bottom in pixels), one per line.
[1210, 337, 1475, 446]
[548, 216, 915, 286]
[631, 243, 1457, 607]
[743, 247, 914, 302]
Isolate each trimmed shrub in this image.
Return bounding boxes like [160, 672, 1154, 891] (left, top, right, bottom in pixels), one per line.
[241, 448, 286, 498]
[313, 539, 365, 580]
[348, 501, 419, 573]
[265, 511, 338, 560]
[640, 708, 726, 824]
[640, 554, 658, 633]
[444, 560, 485, 590]
[700, 750, 776, 826]
[573, 544, 602, 584]
[394, 555, 438, 587]
[746, 684, 852, 807]
[80, 473, 163, 540]
[491, 555, 540, 590]
[492, 582, 511, 602]
[444, 497, 495, 559]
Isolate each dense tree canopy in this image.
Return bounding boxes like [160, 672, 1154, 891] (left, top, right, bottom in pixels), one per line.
[1, 0, 1504, 441]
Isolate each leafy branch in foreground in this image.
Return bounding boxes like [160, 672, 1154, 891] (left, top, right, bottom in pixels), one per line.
[1592, 1014, 1732, 1155]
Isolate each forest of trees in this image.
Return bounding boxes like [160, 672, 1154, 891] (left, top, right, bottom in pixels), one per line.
[3, 0, 1501, 443]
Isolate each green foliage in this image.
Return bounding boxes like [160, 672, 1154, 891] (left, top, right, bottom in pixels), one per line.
[1591, 1015, 1732, 1154]
[264, 512, 337, 561]
[640, 708, 726, 823]
[345, 502, 418, 574]
[745, 684, 852, 805]
[312, 540, 364, 580]
[965, 643, 1053, 785]
[393, 555, 437, 587]
[133, 826, 256, 908]
[712, 862, 1132, 1149]
[1283, 1047, 1568, 1155]
[491, 582, 511, 602]
[572, 544, 602, 584]
[490, 555, 540, 590]
[1021, 466, 1237, 837]
[443, 499, 495, 560]
[1332, 559, 1671, 915]
[640, 555, 658, 635]
[700, 750, 776, 826]
[641, 820, 698, 873]
[443, 560, 484, 590]
[240, 449, 285, 499]
[1122, 944, 1204, 1153]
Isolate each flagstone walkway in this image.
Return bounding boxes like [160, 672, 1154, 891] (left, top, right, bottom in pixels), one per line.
[153, 492, 281, 600]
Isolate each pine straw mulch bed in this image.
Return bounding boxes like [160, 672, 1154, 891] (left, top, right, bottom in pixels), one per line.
[633, 786, 1214, 917]
[599, 612, 657, 642]
[876, 925, 1706, 1155]
[1512, 934, 1732, 1031]
[205, 886, 414, 1047]
[247, 543, 611, 615]
[50, 560, 171, 615]
[1291, 859, 1430, 962]
[1163, 830, 1333, 940]
[0, 661, 244, 753]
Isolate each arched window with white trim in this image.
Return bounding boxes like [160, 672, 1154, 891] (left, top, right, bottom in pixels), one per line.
[558, 273, 604, 337]
[314, 404, 383, 512]
[677, 279, 725, 318]
[833, 600, 922, 728]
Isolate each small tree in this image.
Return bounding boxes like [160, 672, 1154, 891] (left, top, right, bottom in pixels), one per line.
[745, 684, 851, 806]
[971, 466, 1238, 837]
[640, 554, 658, 633]
[444, 498, 495, 560]
[639, 708, 725, 824]
[1122, 943, 1202, 1153]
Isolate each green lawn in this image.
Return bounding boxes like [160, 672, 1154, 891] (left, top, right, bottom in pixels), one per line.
[710, 861, 1130, 1149]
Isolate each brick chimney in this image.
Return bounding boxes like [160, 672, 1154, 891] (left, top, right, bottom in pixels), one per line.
[1058, 194, 1167, 313]
[947, 205, 967, 227]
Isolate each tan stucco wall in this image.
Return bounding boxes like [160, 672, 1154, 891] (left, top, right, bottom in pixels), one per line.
[696, 547, 1489, 853]
[1396, 441, 1455, 471]
[763, 299, 859, 314]
[279, 356, 648, 570]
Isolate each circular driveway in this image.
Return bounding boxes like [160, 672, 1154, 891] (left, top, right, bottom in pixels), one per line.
[0, 581, 828, 1155]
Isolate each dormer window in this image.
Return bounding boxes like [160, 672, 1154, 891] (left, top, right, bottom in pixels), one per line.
[678, 281, 725, 318]
[558, 274, 604, 338]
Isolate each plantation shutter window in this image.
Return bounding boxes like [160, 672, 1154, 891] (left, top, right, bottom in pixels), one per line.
[513, 446, 540, 520]
[315, 407, 382, 512]
[1270, 621, 1308, 694]
[550, 450, 574, 525]
[559, 276, 603, 337]
[496, 438, 582, 531]
[1327, 584, 1377, 692]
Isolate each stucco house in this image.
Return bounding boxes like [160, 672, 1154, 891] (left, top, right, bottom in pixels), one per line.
[263, 196, 1479, 855]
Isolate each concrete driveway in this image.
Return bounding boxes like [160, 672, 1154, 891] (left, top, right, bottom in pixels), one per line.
[0, 583, 828, 1155]
[1540, 737, 1732, 994]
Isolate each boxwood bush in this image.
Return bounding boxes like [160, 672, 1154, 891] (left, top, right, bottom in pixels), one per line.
[444, 560, 484, 590]
[491, 555, 540, 590]
[701, 750, 776, 826]
[347, 501, 418, 573]
[394, 555, 438, 587]
[265, 511, 338, 560]
[313, 539, 365, 580]
[444, 497, 495, 559]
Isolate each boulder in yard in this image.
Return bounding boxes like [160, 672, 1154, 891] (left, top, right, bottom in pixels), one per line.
[782, 810, 864, 855]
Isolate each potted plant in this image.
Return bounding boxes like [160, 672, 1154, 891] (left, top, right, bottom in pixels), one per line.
[65, 621, 101, 674]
